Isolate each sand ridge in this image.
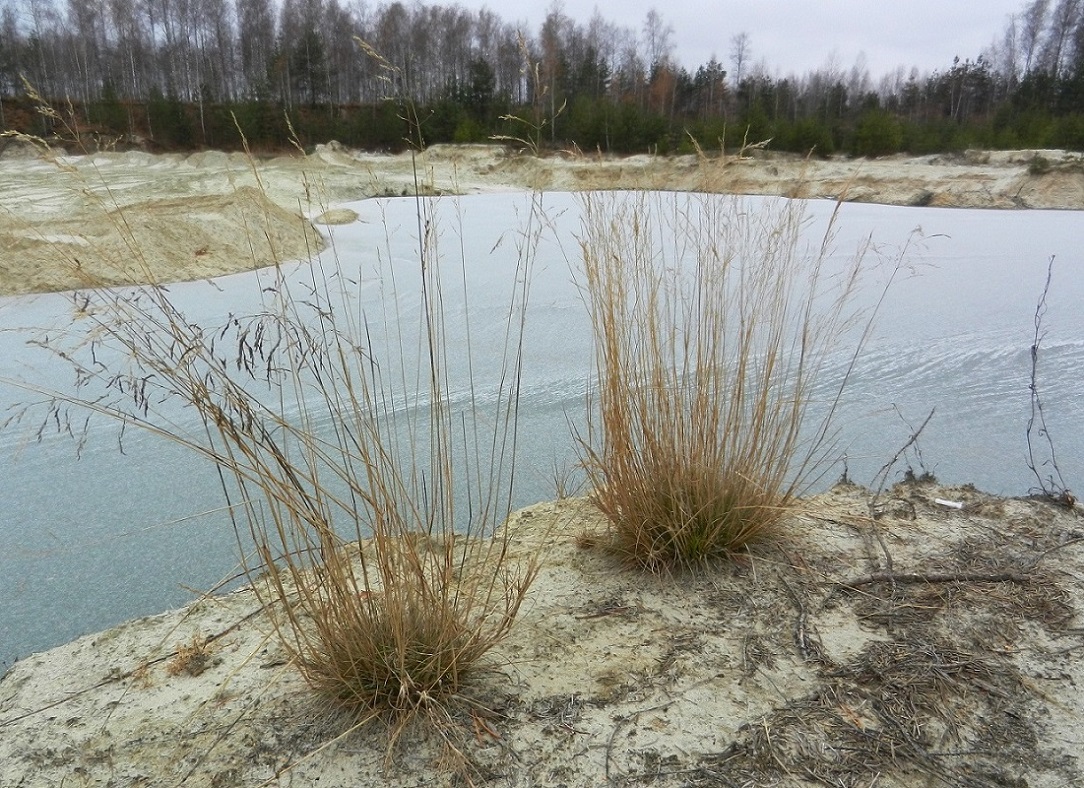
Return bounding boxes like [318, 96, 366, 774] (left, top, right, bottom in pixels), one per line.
[1, 142, 1082, 296]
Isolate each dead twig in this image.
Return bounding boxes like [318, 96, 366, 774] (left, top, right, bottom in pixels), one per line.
[1024, 536, 1084, 567]
[872, 525, 897, 595]
[575, 604, 638, 620]
[604, 674, 722, 782]
[778, 576, 828, 665]
[0, 601, 270, 729]
[868, 407, 936, 515]
[1026, 257, 1075, 507]
[841, 571, 1030, 588]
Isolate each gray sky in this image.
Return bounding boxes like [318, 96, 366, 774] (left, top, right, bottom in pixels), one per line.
[452, 1, 1023, 80]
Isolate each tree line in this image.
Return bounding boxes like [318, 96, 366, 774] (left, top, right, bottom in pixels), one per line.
[0, 0, 1082, 155]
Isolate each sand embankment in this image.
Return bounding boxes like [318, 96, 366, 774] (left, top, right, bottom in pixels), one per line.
[1, 483, 1083, 786]
[1, 142, 1081, 296]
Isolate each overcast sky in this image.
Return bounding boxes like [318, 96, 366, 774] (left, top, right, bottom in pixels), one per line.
[449, 1, 1023, 80]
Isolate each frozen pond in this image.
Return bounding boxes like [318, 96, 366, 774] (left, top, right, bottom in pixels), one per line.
[2, 191, 1082, 670]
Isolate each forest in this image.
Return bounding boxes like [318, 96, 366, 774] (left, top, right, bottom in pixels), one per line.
[0, 0, 1083, 156]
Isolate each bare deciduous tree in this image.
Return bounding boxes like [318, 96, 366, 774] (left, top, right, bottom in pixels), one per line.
[1039, 0, 1082, 78]
[1021, 0, 1050, 74]
[642, 7, 672, 69]
[236, 0, 275, 98]
[730, 31, 750, 86]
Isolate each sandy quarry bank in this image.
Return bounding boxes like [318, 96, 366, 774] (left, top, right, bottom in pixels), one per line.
[0, 140, 1082, 296]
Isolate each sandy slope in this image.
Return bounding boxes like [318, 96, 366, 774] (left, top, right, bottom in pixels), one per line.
[1, 140, 1082, 296]
[2, 483, 1083, 787]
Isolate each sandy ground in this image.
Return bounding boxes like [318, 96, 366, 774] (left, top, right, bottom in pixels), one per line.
[2, 483, 1083, 787]
[1, 139, 1082, 296]
[2, 143, 1084, 786]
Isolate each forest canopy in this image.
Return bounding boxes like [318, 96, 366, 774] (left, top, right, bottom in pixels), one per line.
[0, 0, 1082, 155]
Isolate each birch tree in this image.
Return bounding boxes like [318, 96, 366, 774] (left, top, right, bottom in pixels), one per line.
[236, 0, 275, 97]
[1039, 0, 1082, 77]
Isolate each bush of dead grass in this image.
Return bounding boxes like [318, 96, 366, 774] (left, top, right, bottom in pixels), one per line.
[574, 191, 892, 569]
[13, 121, 543, 755]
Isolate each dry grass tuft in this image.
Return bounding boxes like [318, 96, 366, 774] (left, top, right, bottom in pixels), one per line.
[114, 203, 536, 746]
[574, 191, 892, 569]
[166, 634, 214, 677]
[14, 110, 545, 760]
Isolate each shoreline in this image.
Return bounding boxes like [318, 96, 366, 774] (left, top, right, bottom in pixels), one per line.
[1, 143, 1082, 297]
[2, 482, 1082, 786]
